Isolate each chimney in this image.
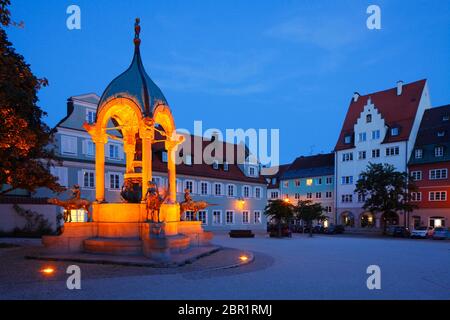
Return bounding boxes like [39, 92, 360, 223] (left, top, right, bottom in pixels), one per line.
[397, 80, 403, 96]
[353, 92, 360, 103]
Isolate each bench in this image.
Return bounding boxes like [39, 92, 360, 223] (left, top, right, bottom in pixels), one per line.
[229, 230, 255, 238]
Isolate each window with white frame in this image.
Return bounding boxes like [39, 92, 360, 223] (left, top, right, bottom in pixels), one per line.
[294, 193, 300, 199]
[357, 193, 365, 203]
[341, 176, 353, 185]
[109, 144, 120, 159]
[223, 162, 229, 171]
[200, 182, 209, 195]
[315, 192, 322, 199]
[324, 206, 332, 213]
[283, 181, 289, 188]
[341, 194, 353, 203]
[249, 167, 256, 176]
[372, 130, 380, 140]
[82, 170, 95, 189]
[326, 177, 333, 185]
[243, 185, 250, 198]
[270, 191, 279, 199]
[429, 169, 448, 180]
[185, 180, 194, 193]
[366, 114, 372, 123]
[198, 211, 207, 225]
[185, 211, 195, 221]
[411, 171, 422, 181]
[86, 109, 95, 124]
[326, 191, 332, 198]
[358, 132, 367, 142]
[342, 152, 353, 162]
[358, 151, 366, 160]
[429, 191, 447, 201]
[254, 211, 262, 224]
[227, 184, 235, 197]
[214, 183, 222, 196]
[109, 173, 120, 190]
[294, 180, 300, 187]
[306, 193, 312, 199]
[435, 146, 444, 157]
[386, 146, 400, 156]
[415, 149, 423, 159]
[61, 135, 77, 155]
[243, 211, 250, 224]
[411, 192, 422, 202]
[226, 211, 234, 224]
[316, 178, 322, 185]
[212, 211, 222, 224]
[372, 149, 380, 158]
[254, 187, 262, 199]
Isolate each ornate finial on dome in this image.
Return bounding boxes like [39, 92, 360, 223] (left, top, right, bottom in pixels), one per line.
[134, 18, 141, 47]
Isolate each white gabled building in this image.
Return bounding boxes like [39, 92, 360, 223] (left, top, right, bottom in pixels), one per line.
[334, 80, 431, 229]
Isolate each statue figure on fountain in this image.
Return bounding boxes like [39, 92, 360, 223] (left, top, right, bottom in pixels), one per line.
[145, 181, 168, 223]
[180, 188, 216, 221]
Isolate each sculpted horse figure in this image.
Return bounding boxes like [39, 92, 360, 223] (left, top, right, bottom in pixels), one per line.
[145, 181, 168, 223]
[179, 189, 216, 221]
[47, 198, 92, 222]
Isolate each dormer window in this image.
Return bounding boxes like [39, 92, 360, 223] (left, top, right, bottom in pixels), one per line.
[415, 149, 423, 159]
[249, 167, 256, 176]
[86, 109, 95, 124]
[435, 146, 444, 157]
[391, 127, 399, 136]
[438, 131, 445, 137]
[443, 115, 449, 122]
[213, 160, 219, 170]
[366, 114, 372, 123]
[271, 178, 276, 185]
[223, 162, 229, 171]
[162, 151, 168, 163]
[344, 135, 352, 144]
[185, 154, 192, 165]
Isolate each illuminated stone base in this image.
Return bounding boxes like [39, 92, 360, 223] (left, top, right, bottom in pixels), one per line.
[42, 203, 214, 263]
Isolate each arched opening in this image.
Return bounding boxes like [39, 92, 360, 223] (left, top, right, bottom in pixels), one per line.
[340, 211, 354, 227]
[382, 212, 399, 228]
[360, 212, 375, 228]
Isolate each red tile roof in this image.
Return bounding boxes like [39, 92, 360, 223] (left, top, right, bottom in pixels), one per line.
[151, 134, 266, 184]
[334, 79, 427, 151]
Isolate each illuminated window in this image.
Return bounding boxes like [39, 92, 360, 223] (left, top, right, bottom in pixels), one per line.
[68, 209, 88, 222]
[306, 179, 313, 186]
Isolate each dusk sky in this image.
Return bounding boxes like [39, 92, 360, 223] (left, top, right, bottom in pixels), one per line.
[6, 0, 450, 164]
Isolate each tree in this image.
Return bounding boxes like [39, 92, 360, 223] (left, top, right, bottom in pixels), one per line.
[0, 0, 63, 196]
[294, 200, 327, 237]
[354, 162, 417, 230]
[264, 199, 294, 238]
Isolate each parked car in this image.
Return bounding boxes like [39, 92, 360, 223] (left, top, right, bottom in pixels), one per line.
[393, 226, 410, 238]
[268, 224, 292, 238]
[410, 226, 428, 239]
[384, 225, 397, 236]
[312, 225, 325, 234]
[324, 224, 345, 234]
[432, 227, 449, 240]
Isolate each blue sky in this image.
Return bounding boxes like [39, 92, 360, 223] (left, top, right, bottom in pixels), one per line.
[6, 0, 450, 164]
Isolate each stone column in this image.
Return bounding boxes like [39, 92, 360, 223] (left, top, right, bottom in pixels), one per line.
[123, 134, 136, 174]
[93, 135, 107, 202]
[140, 125, 154, 202]
[165, 136, 184, 204]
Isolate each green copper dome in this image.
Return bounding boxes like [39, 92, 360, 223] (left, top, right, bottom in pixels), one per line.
[98, 19, 168, 117]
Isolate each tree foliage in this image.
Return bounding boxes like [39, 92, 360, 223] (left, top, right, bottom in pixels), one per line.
[264, 199, 294, 237]
[294, 199, 327, 237]
[0, 0, 63, 195]
[355, 162, 417, 224]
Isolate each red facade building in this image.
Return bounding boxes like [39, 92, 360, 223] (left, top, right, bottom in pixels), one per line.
[408, 104, 450, 229]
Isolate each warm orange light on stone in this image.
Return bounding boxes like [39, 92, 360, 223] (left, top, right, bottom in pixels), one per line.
[239, 255, 249, 262]
[40, 267, 55, 275]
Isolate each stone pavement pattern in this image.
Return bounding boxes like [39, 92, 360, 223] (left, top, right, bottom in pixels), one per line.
[0, 234, 449, 299]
